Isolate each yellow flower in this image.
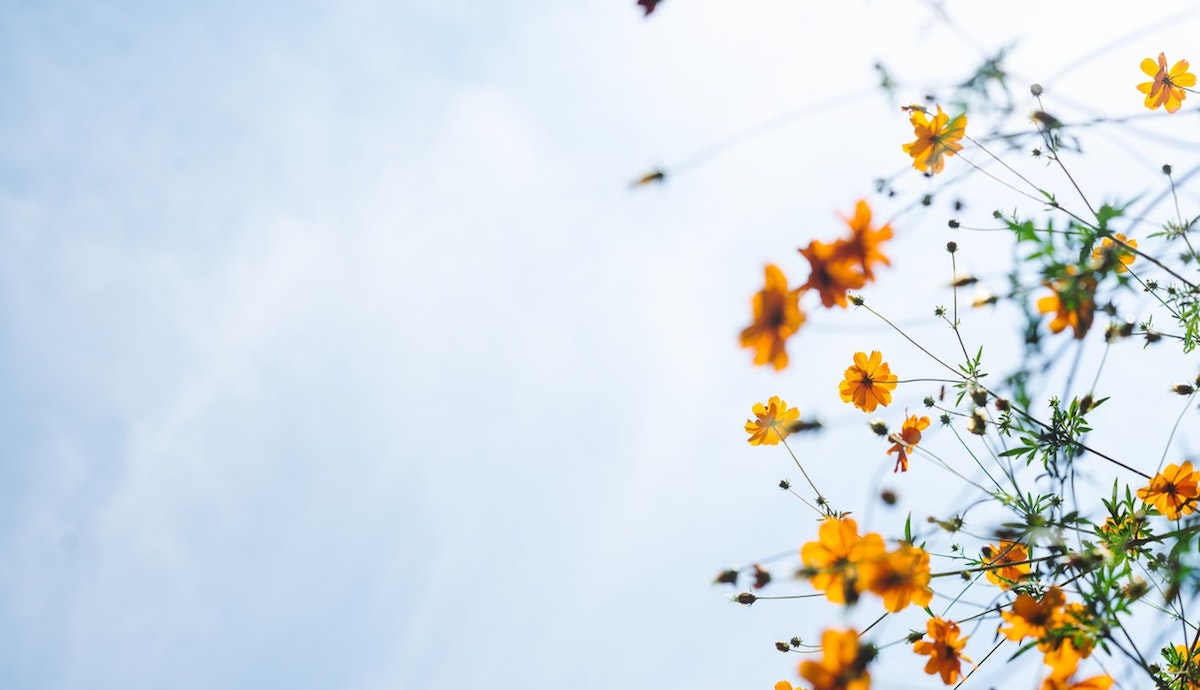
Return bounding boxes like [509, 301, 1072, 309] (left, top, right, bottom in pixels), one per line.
[799, 239, 867, 309]
[902, 105, 967, 174]
[838, 351, 898, 413]
[982, 541, 1031, 589]
[1040, 672, 1113, 690]
[745, 396, 800, 446]
[1000, 586, 1065, 643]
[1137, 461, 1200, 520]
[912, 617, 972, 685]
[1138, 53, 1196, 113]
[1036, 271, 1097, 339]
[858, 542, 933, 612]
[799, 628, 872, 690]
[1167, 643, 1200, 690]
[800, 516, 882, 604]
[886, 412, 930, 473]
[1091, 233, 1137, 273]
[740, 264, 806, 370]
[836, 200, 893, 282]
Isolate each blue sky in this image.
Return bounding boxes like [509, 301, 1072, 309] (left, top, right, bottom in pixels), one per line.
[2, 1, 1200, 689]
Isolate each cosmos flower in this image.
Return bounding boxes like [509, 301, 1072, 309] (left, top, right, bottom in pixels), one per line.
[1091, 233, 1138, 273]
[740, 264, 806, 370]
[1138, 53, 1196, 113]
[799, 628, 873, 690]
[800, 516, 882, 604]
[982, 541, 1032, 589]
[902, 104, 967, 174]
[1036, 271, 1097, 339]
[912, 618, 971, 685]
[1000, 586, 1066, 643]
[799, 239, 867, 309]
[835, 200, 893, 281]
[839, 351, 898, 413]
[745, 396, 801, 446]
[887, 413, 930, 472]
[858, 542, 933, 612]
[1137, 461, 1200, 520]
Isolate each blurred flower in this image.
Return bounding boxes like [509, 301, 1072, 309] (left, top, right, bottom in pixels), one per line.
[1137, 461, 1200, 520]
[1000, 586, 1065, 642]
[1036, 271, 1097, 339]
[745, 396, 801, 446]
[740, 265, 805, 370]
[887, 413, 930, 472]
[858, 543, 933, 612]
[982, 541, 1031, 589]
[839, 351, 898, 413]
[912, 617, 971, 685]
[1091, 233, 1138, 273]
[1040, 672, 1113, 690]
[1138, 53, 1195, 113]
[774, 682, 794, 690]
[801, 516, 879, 604]
[1043, 637, 1091, 682]
[836, 200, 892, 281]
[799, 628, 872, 690]
[902, 105, 967, 174]
[799, 239, 867, 308]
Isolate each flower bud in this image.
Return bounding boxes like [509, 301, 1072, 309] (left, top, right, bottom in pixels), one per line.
[775, 641, 790, 653]
[714, 569, 739, 586]
[734, 592, 757, 605]
[1030, 83, 1044, 96]
[1172, 384, 1195, 396]
[946, 241, 958, 253]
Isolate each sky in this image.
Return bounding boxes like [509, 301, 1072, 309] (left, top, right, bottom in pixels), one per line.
[2, 1, 1200, 689]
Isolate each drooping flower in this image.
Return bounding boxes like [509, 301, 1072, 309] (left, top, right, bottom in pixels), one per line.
[858, 542, 933, 612]
[800, 516, 883, 604]
[982, 541, 1032, 589]
[1138, 53, 1196, 113]
[1137, 461, 1200, 520]
[839, 351, 898, 413]
[902, 104, 967, 174]
[1091, 233, 1138, 273]
[1036, 270, 1097, 339]
[1000, 586, 1066, 642]
[912, 617, 972, 685]
[740, 264, 806, 370]
[799, 628, 873, 690]
[745, 396, 800, 446]
[887, 413, 930, 472]
[835, 200, 893, 281]
[799, 239, 867, 309]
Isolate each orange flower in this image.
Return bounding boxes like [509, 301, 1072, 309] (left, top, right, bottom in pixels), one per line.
[1036, 271, 1097, 339]
[1138, 53, 1196, 113]
[836, 200, 893, 281]
[913, 617, 972, 685]
[887, 413, 930, 472]
[799, 239, 867, 309]
[799, 628, 872, 690]
[800, 516, 883, 604]
[1043, 637, 1092, 681]
[839, 351, 898, 413]
[774, 683, 795, 690]
[745, 396, 800, 446]
[740, 264, 806, 370]
[901, 104, 967, 174]
[1137, 461, 1200, 520]
[1091, 233, 1138, 273]
[1040, 672, 1113, 690]
[982, 541, 1031, 589]
[858, 542, 933, 612]
[1000, 586, 1066, 642]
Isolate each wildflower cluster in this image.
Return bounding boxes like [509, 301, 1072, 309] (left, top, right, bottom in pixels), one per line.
[719, 40, 1200, 690]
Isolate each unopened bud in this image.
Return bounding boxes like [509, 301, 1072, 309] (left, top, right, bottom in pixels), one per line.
[869, 418, 889, 436]
[714, 569, 739, 586]
[994, 397, 1010, 412]
[1163, 164, 1173, 175]
[734, 592, 757, 605]
[971, 388, 989, 406]
[948, 219, 960, 229]
[775, 641, 790, 653]
[946, 241, 958, 253]
[1172, 384, 1195, 396]
[1030, 83, 1044, 96]
[880, 489, 897, 506]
